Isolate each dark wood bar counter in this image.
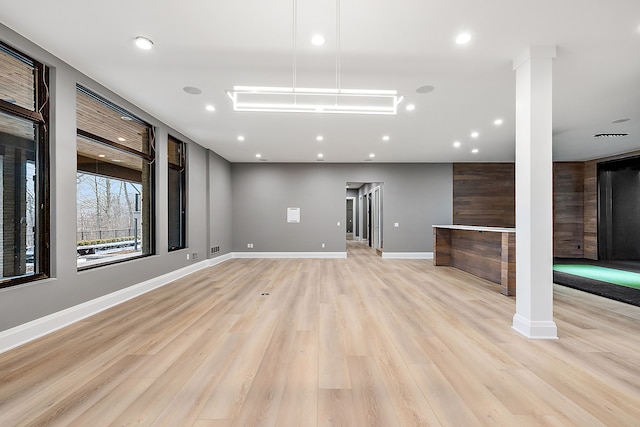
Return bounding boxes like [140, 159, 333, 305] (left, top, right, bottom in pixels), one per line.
[433, 225, 516, 296]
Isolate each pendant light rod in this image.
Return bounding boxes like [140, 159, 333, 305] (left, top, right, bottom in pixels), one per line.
[292, 0, 297, 90]
[226, 0, 403, 115]
[336, 0, 340, 91]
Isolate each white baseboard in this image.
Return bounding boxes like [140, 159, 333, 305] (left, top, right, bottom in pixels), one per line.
[381, 252, 433, 259]
[0, 257, 223, 355]
[232, 252, 347, 259]
[512, 314, 558, 340]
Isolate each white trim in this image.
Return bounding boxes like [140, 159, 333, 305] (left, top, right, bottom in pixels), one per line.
[381, 252, 433, 259]
[512, 314, 558, 340]
[0, 257, 225, 355]
[232, 252, 347, 259]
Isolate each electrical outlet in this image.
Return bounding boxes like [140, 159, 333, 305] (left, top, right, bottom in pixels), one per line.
[192, 252, 198, 260]
[394, 222, 399, 227]
[322, 243, 325, 248]
[247, 243, 253, 248]
[337, 221, 341, 226]
[186, 253, 190, 260]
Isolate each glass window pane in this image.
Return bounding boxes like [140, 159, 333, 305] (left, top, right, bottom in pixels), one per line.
[76, 173, 145, 268]
[76, 89, 150, 155]
[0, 111, 37, 281]
[77, 137, 143, 179]
[168, 136, 186, 251]
[76, 86, 154, 270]
[0, 46, 35, 111]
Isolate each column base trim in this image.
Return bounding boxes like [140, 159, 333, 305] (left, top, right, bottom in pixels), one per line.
[512, 313, 558, 339]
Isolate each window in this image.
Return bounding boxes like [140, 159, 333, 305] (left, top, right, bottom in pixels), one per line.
[168, 136, 186, 251]
[0, 42, 49, 288]
[76, 85, 154, 269]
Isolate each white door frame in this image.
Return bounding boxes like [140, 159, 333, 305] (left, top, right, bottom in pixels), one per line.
[358, 195, 364, 241]
[370, 186, 382, 250]
[346, 196, 356, 238]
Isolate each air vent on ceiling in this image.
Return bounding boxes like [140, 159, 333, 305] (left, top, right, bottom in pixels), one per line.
[593, 133, 628, 138]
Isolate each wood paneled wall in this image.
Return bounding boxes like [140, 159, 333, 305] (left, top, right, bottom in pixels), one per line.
[453, 152, 640, 260]
[583, 160, 598, 259]
[453, 163, 515, 227]
[450, 229, 503, 284]
[553, 162, 585, 258]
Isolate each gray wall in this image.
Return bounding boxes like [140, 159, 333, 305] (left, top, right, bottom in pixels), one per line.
[0, 24, 226, 331]
[0, 22, 452, 334]
[209, 151, 233, 257]
[231, 163, 452, 253]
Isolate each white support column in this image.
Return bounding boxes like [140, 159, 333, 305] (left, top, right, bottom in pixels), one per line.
[512, 46, 558, 339]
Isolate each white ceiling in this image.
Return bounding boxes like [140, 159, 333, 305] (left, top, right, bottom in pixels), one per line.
[1, 0, 639, 163]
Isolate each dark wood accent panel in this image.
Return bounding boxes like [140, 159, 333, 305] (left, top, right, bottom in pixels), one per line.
[433, 227, 451, 266]
[450, 230, 503, 284]
[453, 163, 515, 227]
[501, 232, 516, 296]
[583, 160, 598, 259]
[553, 162, 584, 258]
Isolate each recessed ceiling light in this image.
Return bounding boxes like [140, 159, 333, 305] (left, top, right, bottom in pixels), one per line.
[121, 116, 132, 121]
[98, 154, 106, 158]
[494, 118, 503, 126]
[255, 153, 262, 158]
[317, 153, 324, 158]
[416, 85, 435, 94]
[453, 141, 461, 148]
[316, 135, 324, 141]
[135, 36, 154, 50]
[455, 32, 472, 45]
[471, 148, 479, 154]
[369, 153, 376, 158]
[470, 131, 479, 138]
[405, 104, 416, 111]
[311, 35, 325, 46]
[117, 137, 126, 142]
[183, 86, 202, 95]
[237, 135, 245, 141]
[113, 159, 123, 162]
[205, 104, 216, 112]
[382, 135, 390, 141]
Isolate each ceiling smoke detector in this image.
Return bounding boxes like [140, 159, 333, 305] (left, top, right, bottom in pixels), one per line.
[593, 133, 628, 138]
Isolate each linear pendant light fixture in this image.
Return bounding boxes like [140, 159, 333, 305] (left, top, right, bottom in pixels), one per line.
[227, 0, 402, 115]
[227, 86, 403, 115]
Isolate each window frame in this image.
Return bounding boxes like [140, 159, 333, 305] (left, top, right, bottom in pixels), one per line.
[167, 135, 187, 251]
[75, 85, 155, 270]
[0, 41, 50, 289]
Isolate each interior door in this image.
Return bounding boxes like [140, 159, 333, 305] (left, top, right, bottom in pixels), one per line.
[346, 198, 354, 235]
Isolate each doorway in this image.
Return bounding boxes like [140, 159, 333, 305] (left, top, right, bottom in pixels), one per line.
[346, 182, 383, 251]
[598, 156, 640, 260]
[346, 197, 355, 240]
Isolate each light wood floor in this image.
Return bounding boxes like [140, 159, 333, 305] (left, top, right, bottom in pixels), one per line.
[2, 241, 640, 426]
